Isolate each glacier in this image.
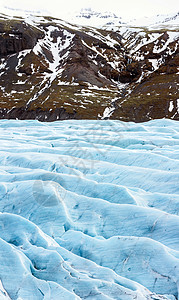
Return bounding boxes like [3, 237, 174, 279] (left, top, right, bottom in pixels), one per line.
[0, 119, 178, 300]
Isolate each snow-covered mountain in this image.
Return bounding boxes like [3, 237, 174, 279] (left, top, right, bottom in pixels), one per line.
[70, 7, 124, 27]
[71, 8, 179, 29]
[0, 9, 178, 121]
[128, 11, 179, 30]
[0, 4, 48, 18]
[0, 4, 178, 28]
[0, 118, 179, 299]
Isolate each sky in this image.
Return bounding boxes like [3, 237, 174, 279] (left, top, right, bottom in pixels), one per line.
[0, 0, 178, 19]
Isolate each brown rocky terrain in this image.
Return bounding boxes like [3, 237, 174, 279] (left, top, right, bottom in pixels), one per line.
[0, 12, 178, 121]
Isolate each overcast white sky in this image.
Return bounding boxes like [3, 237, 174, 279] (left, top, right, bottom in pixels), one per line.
[1, 0, 178, 19]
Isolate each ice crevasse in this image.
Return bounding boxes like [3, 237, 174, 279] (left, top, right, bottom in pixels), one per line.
[0, 118, 178, 300]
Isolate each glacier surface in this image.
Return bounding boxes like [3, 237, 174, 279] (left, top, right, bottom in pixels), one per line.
[0, 119, 178, 300]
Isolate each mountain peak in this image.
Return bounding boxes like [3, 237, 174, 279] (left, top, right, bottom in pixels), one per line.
[77, 7, 119, 19]
[69, 7, 123, 27]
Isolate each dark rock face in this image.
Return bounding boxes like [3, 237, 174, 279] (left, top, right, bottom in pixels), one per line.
[0, 107, 79, 121]
[157, 52, 179, 74]
[119, 61, 142, 83]
[60, 34, 118, 87]
[0, 20, 43, 57]
[0, 14, 178, 122]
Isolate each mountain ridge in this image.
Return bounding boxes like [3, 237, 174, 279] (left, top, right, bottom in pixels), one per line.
[0, 10, 178, 122]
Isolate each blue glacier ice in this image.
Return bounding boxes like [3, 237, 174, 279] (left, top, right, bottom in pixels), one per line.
[0, 119, 178, 299]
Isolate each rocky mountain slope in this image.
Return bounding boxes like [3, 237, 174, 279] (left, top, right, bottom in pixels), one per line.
[0, 11, 178, 121]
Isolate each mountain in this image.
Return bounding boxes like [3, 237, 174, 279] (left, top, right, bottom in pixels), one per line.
[0, 118, 179, 299]
[130, 11, 179, 29]
[0, 10, 178, 122]
[70, 7, 123, 27]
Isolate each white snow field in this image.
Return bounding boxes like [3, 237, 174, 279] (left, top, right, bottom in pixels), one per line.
[0, 119, 178, 300]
